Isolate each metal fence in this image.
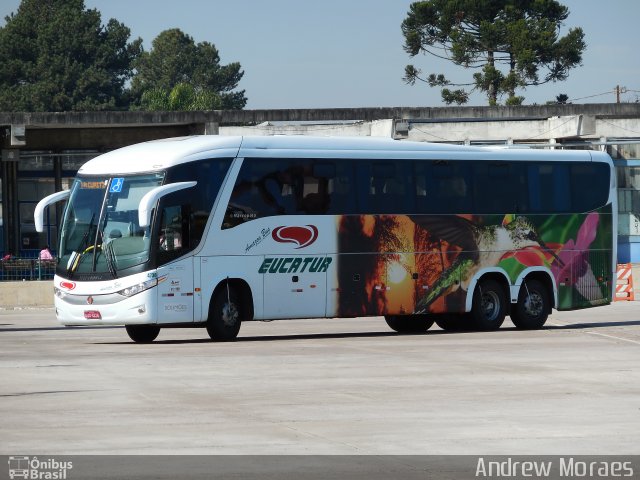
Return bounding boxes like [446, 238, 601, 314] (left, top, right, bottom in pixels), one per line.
[0, 258, 56, 281]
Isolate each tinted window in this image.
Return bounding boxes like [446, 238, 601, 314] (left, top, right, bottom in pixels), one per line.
[223, 158, 356, 228]
[473, 162, 527, 213]
[324, 161, 356, 215]
[222, 157, 610, 223]
[527, 163, 571, 213]
[431, 161, 471, 214]
[571, 163, 610, 212]
[356, 161, 411, 214]
[156, 158, 231, 264]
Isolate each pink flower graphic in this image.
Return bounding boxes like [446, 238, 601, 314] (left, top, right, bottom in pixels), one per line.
[551, 212, 599, 286]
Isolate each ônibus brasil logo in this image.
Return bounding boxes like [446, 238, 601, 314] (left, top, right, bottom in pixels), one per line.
[8, 456, 73, 479]
[272, 225, 318, 249]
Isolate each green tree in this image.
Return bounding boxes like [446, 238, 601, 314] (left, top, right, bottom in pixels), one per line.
[131, 28, 246, 110]
[0, 0, 142, 111]
[402, 0, 586, 105]
[140, 83, 224, 111]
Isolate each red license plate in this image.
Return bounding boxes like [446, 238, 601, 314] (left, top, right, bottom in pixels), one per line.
[84, 310, 102, 319]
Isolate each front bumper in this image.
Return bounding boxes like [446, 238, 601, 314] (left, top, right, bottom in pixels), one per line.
[54, 287, 158, 326]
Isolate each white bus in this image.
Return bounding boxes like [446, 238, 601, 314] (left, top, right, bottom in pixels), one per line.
[35, 136, 616, 343]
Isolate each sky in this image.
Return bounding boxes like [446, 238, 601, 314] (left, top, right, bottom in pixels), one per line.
[1, 0, 639, 109]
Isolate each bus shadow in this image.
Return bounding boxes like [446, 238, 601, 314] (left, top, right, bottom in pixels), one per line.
[0, 325, 122, 333]
[97, 331, 399, 345]
[542, 320, 640, 330]
[96, 319, 640, 345]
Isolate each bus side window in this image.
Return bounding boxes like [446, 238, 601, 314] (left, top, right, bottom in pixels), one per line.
[473, 162, 527, 214]
[326, 161, 355, 215]
[300, 161, 333, 214]
[414, 162, 430, 213]
[432, 161, 471, 214]
[223, 159, 289, 227]
[357, 161, 410, 214]
[528, 163, 570, 213]
[571, 163, 609, 212]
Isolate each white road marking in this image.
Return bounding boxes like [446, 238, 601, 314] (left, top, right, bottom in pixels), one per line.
[585, 331, 640, 346]
[547, 320, 640, 345]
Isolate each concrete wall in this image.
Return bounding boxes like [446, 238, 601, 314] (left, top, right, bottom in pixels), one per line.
[402, 115, 640, 143]
[0, 281, 53, 308]
[3, 104, 640, 149]
[220, 119, 394, 137]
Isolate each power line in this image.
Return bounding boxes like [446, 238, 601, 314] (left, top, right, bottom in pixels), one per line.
[568, 90, 614, 102]
[568, 87, 640, 103]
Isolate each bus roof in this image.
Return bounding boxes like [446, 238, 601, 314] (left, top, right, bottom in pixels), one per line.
[77, 135, 608, 175]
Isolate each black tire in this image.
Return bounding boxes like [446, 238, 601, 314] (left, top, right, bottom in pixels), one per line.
[125, 324, 160, 343]
[206, 285, 243, 341]
[385, 314, 434, 333]
[434, 313, 473, 332]
[471, 279, 507, 331]
[510, 279, 550, 329]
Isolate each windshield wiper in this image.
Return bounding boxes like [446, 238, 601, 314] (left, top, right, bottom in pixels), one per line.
[67, 213, 95, 277]
[103, 241, 117, 278]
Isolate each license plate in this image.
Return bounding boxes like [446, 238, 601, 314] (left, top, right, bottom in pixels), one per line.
[84, 310, 102, 320]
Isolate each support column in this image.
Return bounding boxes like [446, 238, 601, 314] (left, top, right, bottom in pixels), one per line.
[1, 161, 8, 254]
[204, 122, 219, 135]
[53, 153, 64, 253]
[3, 160, 19, 255]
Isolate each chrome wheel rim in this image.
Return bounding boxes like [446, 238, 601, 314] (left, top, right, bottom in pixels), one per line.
[222, 302, 239, 327]
[523, 291, 544, 317]
[481, 291, 500, 322]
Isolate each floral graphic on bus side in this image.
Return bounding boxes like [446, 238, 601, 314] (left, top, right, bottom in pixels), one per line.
[335, 207, 612, 317]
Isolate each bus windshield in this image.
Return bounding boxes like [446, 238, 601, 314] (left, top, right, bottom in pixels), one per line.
[58, 173, 165, 277]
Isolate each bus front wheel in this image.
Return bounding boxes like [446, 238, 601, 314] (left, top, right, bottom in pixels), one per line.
[125, 324, 160, 343]
[471, 279, 507, 331]
[207, 285, 242, 341]
[510, 279, 550, 329]
[385, 314, 434, 333]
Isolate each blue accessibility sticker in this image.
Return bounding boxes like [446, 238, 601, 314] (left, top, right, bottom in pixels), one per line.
[110, 178, 124, 193]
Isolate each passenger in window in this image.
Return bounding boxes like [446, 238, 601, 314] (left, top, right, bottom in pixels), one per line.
[302, 192, 330, 214]
[159, 213, 183, 251]
[159, 229, 182, 251]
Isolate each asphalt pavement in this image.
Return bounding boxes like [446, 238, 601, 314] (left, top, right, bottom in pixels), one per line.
[1, 303, 639, 455]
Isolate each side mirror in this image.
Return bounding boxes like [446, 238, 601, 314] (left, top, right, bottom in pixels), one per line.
[138, 181, 197, 228]
[34, 190, 70, 232]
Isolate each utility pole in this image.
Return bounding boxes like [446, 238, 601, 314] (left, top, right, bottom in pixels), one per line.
[615, 85, 628, 103]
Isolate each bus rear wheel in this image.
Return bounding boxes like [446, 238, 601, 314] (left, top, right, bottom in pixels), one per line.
[207, 285, 242, 341]
[385, 314, 434, 333]
[471, 279, 507, 331]
[510, 279, 550, 329]
[125, 324, 160, 343]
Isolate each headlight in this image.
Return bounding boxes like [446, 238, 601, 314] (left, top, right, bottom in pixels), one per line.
[117, 278, 158, 297]
[54, 287, 67, 299]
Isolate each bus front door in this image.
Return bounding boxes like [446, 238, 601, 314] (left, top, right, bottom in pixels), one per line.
[157, 258, 195, 323]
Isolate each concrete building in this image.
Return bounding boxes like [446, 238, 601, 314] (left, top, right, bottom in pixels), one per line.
[1, 104, 639, 261]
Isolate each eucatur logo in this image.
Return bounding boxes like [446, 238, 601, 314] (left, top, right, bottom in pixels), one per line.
[272, 225, 318, 249]
[59, 281, 76, 291]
